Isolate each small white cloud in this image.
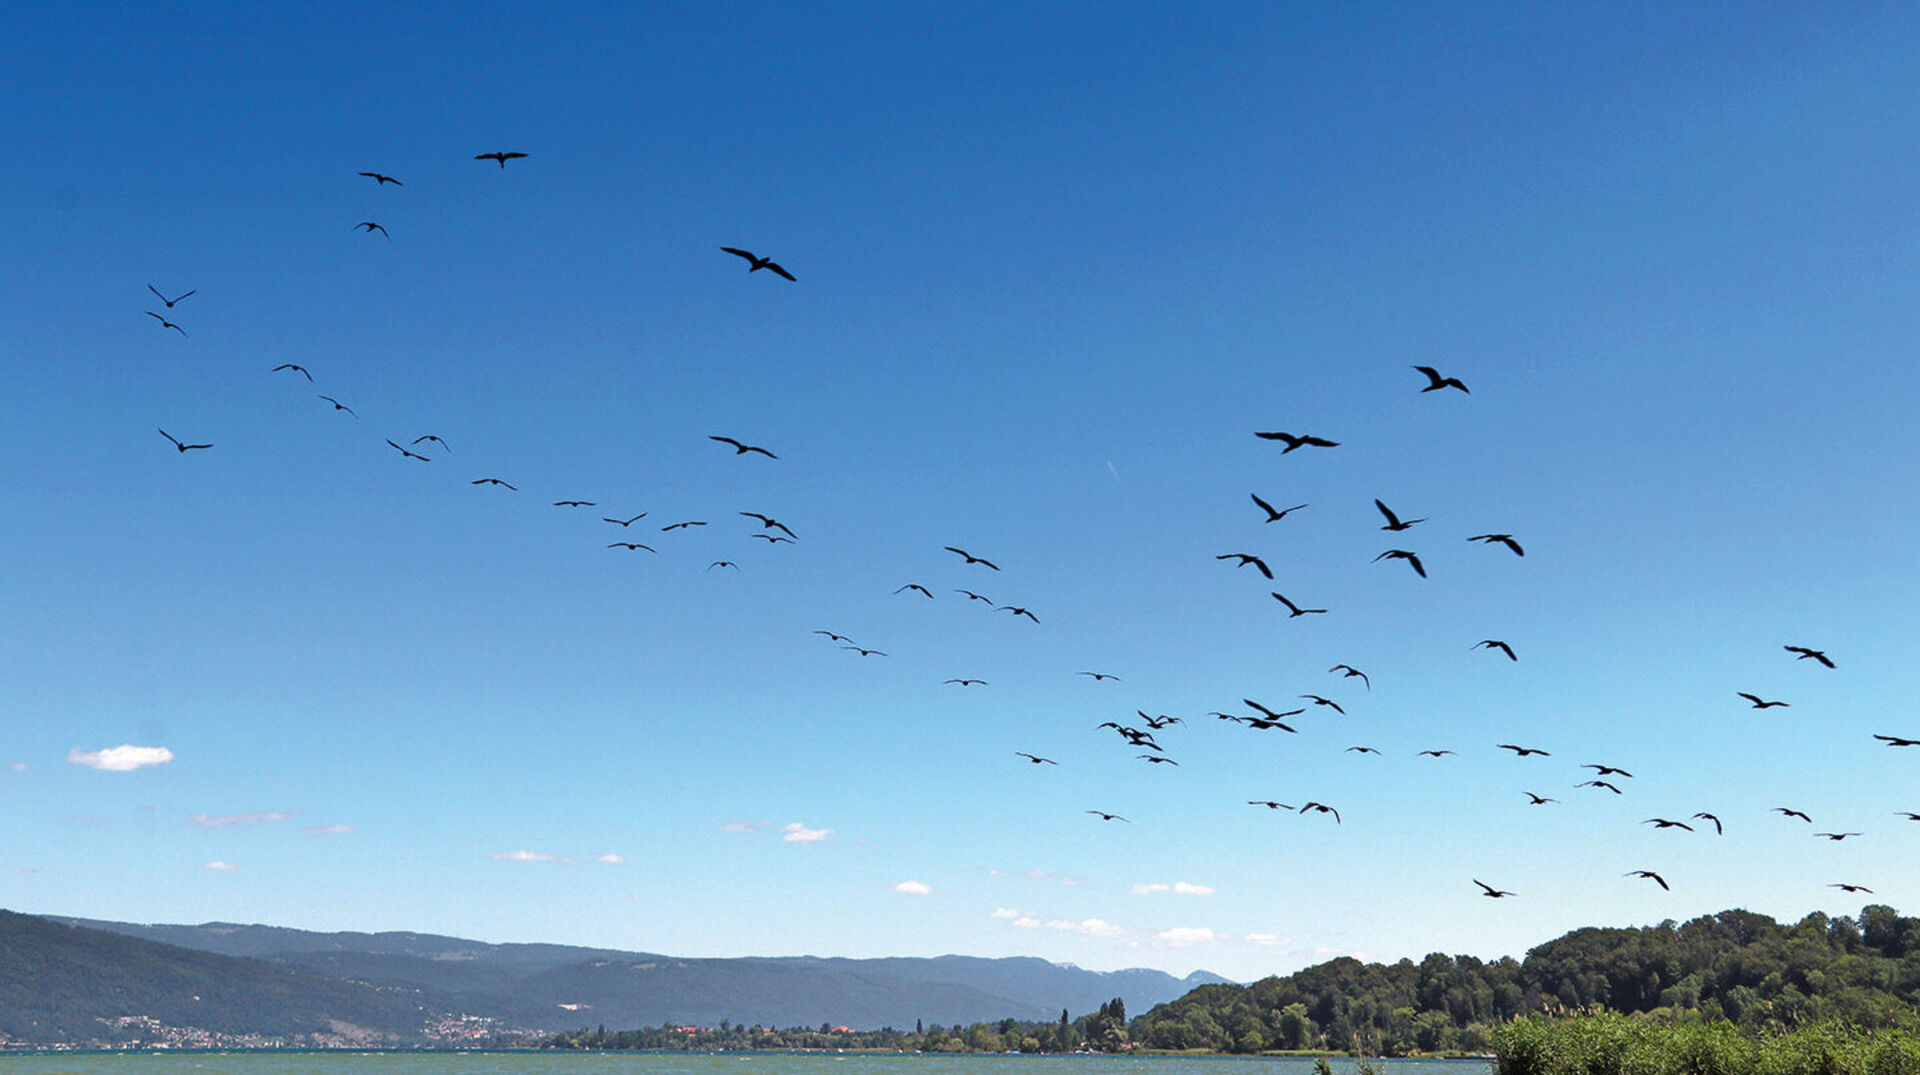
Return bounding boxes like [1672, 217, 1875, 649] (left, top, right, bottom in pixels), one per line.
[190, 810, 293, 827]
[720, 821, 762, 833]
[1042, 918, 1124, 937]
[596, 853, 625, 864]
[492, 850, 556, 862]
[1132, 880, 1215, 895]
[782, 822, 833, 844]
[1244, 933, 1289, 947]
[990, 907, 1028, 919]
[1012, 916, 1041, 928]
[306, 824, 354, 835]
[204, 861, 238, 871]
[893, 880, 933, 895]
[7, 761, 26, 772]
[1154, 926, 1217, 948]
[68, 745, 174, 771]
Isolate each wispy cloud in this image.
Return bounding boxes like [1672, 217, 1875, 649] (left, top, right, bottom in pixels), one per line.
[892, 880, 933, 895]
[306, 824, 354, 835]
[782, 822, 832, 844]
[1154, 926, 1217, 948]
[1131, 881, 1215, 895]
[720, 820, 763, 833]
[190, 810, 293, 827]
[203, 861, 238, 871]
[596, 853, 625, 864]
[67, 745, 174, 771]
[989, 868, 1084, 886]
[1009, 916, 1124, 938]
[491, 850, 557, 862]
[7, 761, 25, 773]
[989, 907, 1031, 919]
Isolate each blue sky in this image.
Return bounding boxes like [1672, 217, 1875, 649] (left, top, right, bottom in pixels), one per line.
[4, 2, 1920, 985]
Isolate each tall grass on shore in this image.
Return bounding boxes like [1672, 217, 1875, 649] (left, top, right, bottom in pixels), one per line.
[1493, 1015, 1920, 1075]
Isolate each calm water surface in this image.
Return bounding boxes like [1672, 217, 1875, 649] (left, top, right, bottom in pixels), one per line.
[0, 1054, 1495, 1075]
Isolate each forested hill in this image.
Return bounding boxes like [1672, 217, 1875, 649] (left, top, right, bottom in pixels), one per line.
[1131, 906, 1920, 1054]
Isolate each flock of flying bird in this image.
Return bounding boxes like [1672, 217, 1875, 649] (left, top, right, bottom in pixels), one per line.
[137, 150, 1911, 916]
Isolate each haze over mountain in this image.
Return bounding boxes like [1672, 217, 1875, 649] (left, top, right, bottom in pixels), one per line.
[47, 914, 1228, 1031]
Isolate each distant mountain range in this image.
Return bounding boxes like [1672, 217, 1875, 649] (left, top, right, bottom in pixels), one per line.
[16, 911, 1227, 1043]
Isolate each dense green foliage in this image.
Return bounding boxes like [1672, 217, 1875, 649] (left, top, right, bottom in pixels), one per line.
[1492, 1014, 1920, 1075]
[549, 1000, 1126, 1053]
[1130, 908, 1920, 1055]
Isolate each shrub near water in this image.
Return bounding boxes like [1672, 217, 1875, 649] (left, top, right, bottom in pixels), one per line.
[1493, 1015, 1920, 1075]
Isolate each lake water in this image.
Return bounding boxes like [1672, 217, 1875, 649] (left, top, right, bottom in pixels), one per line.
[0, 1053, 1496, 1075]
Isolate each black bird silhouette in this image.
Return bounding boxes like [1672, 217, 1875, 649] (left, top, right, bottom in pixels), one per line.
[1693, 812, 1724, 835]
[1413, 365, 1469, 393]
[956, 589, 995, 603]
[1476, 640, 1517, 661]
[1241, 716, 1299, 733]
[1774, 807, 1813, 823]
[318, 395, 357, 417]
[1248, 800, 1293, 810]
[1087, 810, 1128, 822]
[1251, 494, 1309, 522]
[1139, 754, 1179, 766]
[412, 435, 449, 452]
[1738, 692, 1789, 709]
[1079, 671, 1120, 681]
[1245, 699, 1306, 722]
[554, 500, 596, 508]
[146, 311, 187, 336]
[1524, 792, 1558, 805]
[1417, 749, 1456, 758]
[1626, 870, 1670, 891]
[147, 284, 195, 308]
[1474, 880, 1517, 898]
[945, 678, 987, 687]
[1645, 818, 1694, 831]
[1468, 533, 1525, 556]
[1874, 734, 1920, 747]
[1579, 780, 1623, 795]
[1374, 549, 1427, 577]
[158, 428, 210, 452]
[814, 631, 854, 643]
[843, 646, 887, 657]
[708, 561, 739, 571]
[1498, 743, 1550, 757]
[1900, 813, 1920, 822]
[710, 435, 776, 458]
[1300, 694, 1345, 715]
[945, 546, 999, 570]
[1584, 764, 1634, 778]
[1255, 430, 1339, 452]
[1814, 832, 1863, 841]
[603, 514, 647, 527]
[358, 171, 402, 185]
[1299, 802, 1341, 823]
[1015, 753, 1057, 765]
[355, 221, 389, 239]
[719, 246, 796, 280]
[475, 151, 528, 168]
[751, 533, 795, 544]
[1785, 645, 1835, 668]
[1374, 500, 1425, 531]
[661, 521, 708, 531]
[472, 478, 517, 490]
[386, 439, 429, 461]
[272, 363, 313, 381]
[741, 512, 796, 538]
[1830, 883, 1874, 894]
[1329, 664, 1371, 689]
[1216, 553, 1273, 579]
[1141, 713, 1183, 729]
[998, 605, 1040, 622]
[607, 542, 656, 552]
[895, 584, 933, 598]
[1271, 593, 1327, 617]
[1346, 746, 1382, 755]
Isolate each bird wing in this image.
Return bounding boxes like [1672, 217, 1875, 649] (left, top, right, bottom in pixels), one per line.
[767, 262, 796, 281]
[1374, 500, 1401, 527]
[720, 247, 756, 261]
